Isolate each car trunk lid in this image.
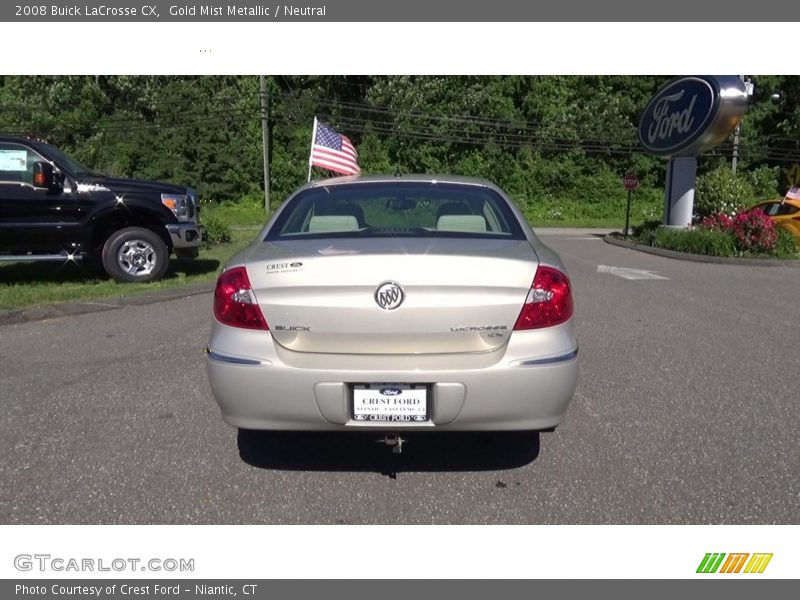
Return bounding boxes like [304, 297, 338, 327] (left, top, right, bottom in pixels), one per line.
[243, 237, 538, 355]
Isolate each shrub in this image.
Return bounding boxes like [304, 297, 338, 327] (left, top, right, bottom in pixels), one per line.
[700, 211, 733, 232]
[652, 227, 736, 257]
[632, 219, 661, 236]
[702, 209, 777, 254]
[746, 166, 779, 200]
[666, 208, 794, 257]
[203, 214, 232, 245]
[775, 228, 800, 257]
[725, 208, 778, 254]
[695, 166, 754, 218]
[631, 219, 661, 246]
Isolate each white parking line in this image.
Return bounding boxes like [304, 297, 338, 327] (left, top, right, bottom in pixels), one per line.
[597, 265, 669, 280]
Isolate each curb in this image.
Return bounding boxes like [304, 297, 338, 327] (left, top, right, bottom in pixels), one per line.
[603, 234, 800, 267]
[0, 282, 214, 328]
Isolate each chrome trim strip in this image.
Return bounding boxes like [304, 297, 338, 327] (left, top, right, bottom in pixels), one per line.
[206, 348, 269, 366]
[511, 348, 578, 367]
[0, 253, 83, 262]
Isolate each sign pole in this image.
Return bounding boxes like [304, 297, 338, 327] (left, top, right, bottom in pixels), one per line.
[259, 75, 270, 213]
[622, 171, 639, 236]
[624, 189, 632, 238]
[664, 156, 697, 227]
[307, 117, 318, 183]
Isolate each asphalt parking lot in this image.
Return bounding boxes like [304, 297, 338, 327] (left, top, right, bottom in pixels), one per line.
[1, 229, 798, 524]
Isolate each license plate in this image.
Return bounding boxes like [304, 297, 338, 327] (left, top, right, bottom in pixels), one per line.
[352, 384, 428, 422]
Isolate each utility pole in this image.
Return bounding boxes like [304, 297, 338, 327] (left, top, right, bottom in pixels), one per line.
[260, 75, 270, 213]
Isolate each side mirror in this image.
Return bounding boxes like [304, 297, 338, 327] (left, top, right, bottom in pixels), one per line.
[32, 161, 56, 189]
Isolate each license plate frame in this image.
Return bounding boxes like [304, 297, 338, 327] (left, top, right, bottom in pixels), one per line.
[351, 383, 430, 423]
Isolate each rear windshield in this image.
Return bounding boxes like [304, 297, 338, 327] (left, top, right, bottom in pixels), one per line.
[266, 182, 525, 241]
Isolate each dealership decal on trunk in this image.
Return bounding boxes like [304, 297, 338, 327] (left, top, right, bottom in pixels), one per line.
[374, 281, 405, 310]
[265, 261, 304, 274]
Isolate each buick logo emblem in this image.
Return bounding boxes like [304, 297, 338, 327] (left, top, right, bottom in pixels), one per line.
[374, 281, 405, 310]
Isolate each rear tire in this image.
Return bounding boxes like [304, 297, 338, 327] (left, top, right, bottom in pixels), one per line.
[101, 227, 169, 283]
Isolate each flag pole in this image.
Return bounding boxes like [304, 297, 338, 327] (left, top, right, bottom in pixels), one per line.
[307, 116, 318, 183]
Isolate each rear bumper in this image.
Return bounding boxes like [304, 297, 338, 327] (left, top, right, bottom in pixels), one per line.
[166, 223, 203, 249]
[206, 322, 579, 432]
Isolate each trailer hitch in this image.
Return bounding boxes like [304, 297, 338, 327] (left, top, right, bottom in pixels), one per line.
[378, 433, 406, 454]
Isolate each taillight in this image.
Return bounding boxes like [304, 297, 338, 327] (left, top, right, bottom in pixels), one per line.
[513, 266, 573, 330]
[213, 267, 269, 330]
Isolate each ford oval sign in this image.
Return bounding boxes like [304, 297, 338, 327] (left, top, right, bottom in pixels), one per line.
[639, 76, 748, 157]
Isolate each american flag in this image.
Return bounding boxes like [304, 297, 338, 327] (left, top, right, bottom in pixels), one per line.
[309, 118, 360, 176]
[785, 186, 800, 201]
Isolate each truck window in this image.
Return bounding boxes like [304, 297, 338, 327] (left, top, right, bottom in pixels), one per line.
[0, 143, 42, 187]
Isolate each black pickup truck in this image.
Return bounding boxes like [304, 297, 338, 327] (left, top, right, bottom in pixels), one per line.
[0, 135, 203, 282]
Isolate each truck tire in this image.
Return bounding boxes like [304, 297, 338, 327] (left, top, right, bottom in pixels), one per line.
[101, 227, 169, 283]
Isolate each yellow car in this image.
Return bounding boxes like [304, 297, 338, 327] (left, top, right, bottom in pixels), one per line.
[751, 199, 800, 242]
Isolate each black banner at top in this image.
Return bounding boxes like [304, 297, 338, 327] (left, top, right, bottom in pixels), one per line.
[3, 0, 799, 21]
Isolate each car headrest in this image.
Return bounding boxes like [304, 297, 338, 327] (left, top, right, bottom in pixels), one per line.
[436, 215, 487, 232]
[308, 215, 360, 233]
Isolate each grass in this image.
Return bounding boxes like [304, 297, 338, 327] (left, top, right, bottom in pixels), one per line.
[523, 195, 662, 229]
[0, 230, 255, 311]
[650, 227, 736, 257]
[202, 199, 271, 227]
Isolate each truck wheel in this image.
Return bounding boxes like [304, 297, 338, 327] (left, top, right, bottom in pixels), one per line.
[102, 227, 169, 283]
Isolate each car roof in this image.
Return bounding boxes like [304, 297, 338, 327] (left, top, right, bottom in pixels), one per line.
[311, 173, 488, 185]
[754, 198, 800, 206]
[305, 173, 496, 190]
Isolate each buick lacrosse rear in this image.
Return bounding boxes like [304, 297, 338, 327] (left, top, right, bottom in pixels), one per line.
[206, 175, 578, 439]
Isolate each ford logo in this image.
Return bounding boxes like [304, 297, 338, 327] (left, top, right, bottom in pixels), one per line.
[374, 281, 405, 310]
[639, 77, 716, 156]
[638, 76, 748, 158]
[380, 387, 403, 396]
